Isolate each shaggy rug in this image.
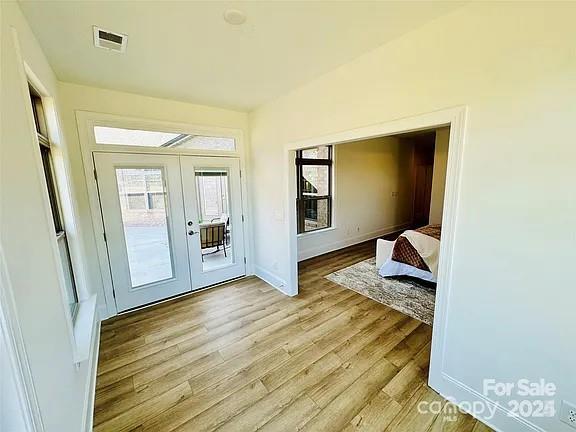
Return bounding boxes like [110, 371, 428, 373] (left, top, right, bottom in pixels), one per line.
[325, 257, 436, 325]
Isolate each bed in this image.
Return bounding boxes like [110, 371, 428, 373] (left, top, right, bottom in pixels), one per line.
[376, 224, 441, 283]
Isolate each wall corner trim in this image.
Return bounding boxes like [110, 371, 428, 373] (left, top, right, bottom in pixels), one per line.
[254, 266, 294, 296]
[81, 319, 101, 432]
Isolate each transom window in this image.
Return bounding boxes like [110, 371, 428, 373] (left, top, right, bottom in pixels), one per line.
[296, 145, 333, 234]
[93, 126, 236, 151]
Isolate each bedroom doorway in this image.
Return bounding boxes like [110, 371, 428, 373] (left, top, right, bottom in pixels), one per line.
[285, 107, 467, 400]
[295, 126, 448, 327]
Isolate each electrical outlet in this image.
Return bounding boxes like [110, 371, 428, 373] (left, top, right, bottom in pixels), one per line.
[560, 400, 576, 429]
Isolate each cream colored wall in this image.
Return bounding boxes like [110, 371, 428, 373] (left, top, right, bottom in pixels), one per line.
[0, 3, 95, 431]
[298, 137, 414, 261]
[0, 328, 27, 431]
[250, 3, 576, 431]
[57, 82, 250, 315]
[429, 127, 449, 224]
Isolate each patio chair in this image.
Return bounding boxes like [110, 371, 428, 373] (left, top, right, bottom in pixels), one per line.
[211, 213, 230, 245]
[200, 221, 226, 261]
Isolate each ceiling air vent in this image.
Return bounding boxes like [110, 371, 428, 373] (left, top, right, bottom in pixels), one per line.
[93, 26, 127, 53]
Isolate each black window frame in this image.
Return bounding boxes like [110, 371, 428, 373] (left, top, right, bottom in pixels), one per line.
[296, 145, 333, 234]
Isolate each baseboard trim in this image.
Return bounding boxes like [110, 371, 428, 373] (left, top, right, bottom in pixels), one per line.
[82, 318, 101, 432]
[298, 222, 412, 262]
[254, 266, 294, 296]
[432, 372, 547, 432]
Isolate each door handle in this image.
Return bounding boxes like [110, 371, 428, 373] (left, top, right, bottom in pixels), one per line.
[188, 230, 197, 236]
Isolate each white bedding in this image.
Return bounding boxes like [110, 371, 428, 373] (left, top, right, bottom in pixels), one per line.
[375, 231, 440, 283]
[401, 230, 440, 277]
[379, 258, 436, 282]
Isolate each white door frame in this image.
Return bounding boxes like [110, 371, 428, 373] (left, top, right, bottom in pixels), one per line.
[285, 106, 467, 402]
[76, 111, 253, 319]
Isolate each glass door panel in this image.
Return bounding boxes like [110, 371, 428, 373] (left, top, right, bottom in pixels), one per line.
[115, 168, 174, 287]
[195, 169, 233, 271]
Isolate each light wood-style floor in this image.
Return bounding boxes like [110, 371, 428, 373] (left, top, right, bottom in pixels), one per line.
[94, 240, 492, 432]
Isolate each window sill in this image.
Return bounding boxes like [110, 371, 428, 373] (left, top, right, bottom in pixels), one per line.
[297, 226, 336, 238]
[72, 294, 98, 364]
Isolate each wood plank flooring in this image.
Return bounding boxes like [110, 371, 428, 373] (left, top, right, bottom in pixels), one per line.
[94, 240, 492, 432]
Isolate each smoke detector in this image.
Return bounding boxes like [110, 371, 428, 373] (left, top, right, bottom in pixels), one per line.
[93, 26, 128, 53]
[223, 9, 246, 25]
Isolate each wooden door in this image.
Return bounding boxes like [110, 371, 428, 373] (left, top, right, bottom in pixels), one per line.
[412, 140, 435, 227]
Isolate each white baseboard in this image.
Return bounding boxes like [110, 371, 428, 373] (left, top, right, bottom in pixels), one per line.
[298, 222, 412, 262]
[432, 372, 548, 432]
[254, 266, 294, 296]
[82, 318, 101, 432]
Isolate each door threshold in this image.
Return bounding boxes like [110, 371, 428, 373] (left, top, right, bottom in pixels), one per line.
[116, 274, 248, 316]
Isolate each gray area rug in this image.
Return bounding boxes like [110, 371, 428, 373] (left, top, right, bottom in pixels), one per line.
[325, 257, 435, 325]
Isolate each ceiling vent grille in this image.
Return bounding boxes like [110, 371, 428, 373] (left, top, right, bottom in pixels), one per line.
[93, 26, 127, 53]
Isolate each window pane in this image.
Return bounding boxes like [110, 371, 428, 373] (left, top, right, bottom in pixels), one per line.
[301, 146, 330, 159]
[301, 198, 330, 232]
[127, 194, 146, 209]
[149, 192, 165, 209]
[178, 136, 235, 151]
[95, 127, 180, 146]
[40, 147, 63, 232]
[94, 126, 235, 151]
[301, 165, 329, 196]
[195, 170, 233, 271]
[57, 234, 78, 317]
[116, 168, 174, 287]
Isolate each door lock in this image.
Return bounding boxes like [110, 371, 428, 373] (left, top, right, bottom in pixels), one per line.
[187, 221, 193, 226]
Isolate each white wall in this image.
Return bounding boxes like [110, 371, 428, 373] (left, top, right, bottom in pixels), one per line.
[0, 331, 26, 432]
[249, 3, 576, 431]
[298, 136, 414, 261]
[429, 127, 449, 224]
[57, 82, 250, 316]
[0, 2, 95, 431]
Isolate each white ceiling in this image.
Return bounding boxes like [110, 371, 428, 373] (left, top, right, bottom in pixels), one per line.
[19, 1, 462, 111]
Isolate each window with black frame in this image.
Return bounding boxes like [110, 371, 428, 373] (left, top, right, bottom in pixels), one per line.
[296, 145, 332, 234]
[29, 86, 79, 320]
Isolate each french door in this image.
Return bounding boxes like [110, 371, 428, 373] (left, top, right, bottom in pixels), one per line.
[180, 156, 245, 289]
[94, 152, 246, 312]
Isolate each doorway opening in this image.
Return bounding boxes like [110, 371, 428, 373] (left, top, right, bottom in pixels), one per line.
[285, 107, 467, 398]
[296, 126, 448, 328]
